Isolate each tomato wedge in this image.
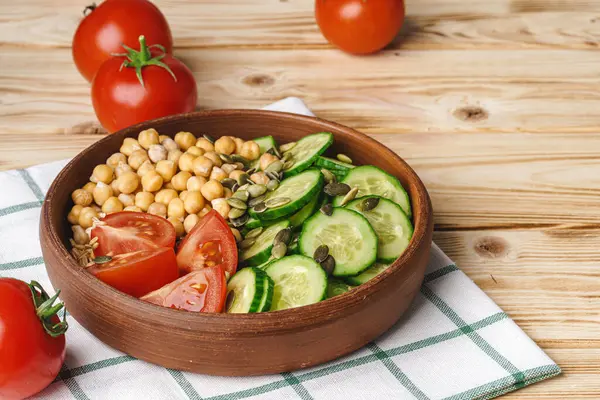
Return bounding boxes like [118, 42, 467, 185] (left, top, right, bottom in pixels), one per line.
[176, 210, 238, 278]
[87, 247, 179, 298]
[91, 212, 176, 257]
[140, 267, 226, 312]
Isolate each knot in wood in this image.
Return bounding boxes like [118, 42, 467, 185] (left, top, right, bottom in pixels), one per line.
[453, 106, 489, 122]
[474, 236, 508, 259]
[243, 74, 275, 87]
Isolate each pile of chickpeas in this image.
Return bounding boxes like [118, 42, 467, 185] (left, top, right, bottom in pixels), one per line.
[68, 129, 283, 246]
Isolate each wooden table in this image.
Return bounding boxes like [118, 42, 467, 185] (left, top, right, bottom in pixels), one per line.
[1, 0, 599, 397]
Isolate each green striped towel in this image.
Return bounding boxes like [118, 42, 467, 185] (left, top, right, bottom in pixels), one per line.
[0, 98, 559, 400]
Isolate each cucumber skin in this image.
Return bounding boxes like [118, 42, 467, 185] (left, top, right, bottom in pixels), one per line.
[315, 156, 354, 180]
[240, 220, 291, 267]
[344, 263, 391, 286]
[249, 169, 324, 221]
[226, 268, 266, 313]
[253, 136, 277, 154]
[283, 132, 333, 178]
[289, 192, 322, 231]
[258, 274, 275, 312]
[327, 279, 355, 298]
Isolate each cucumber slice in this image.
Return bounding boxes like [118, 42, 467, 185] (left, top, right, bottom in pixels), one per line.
[282, 132, 333, 178]
[244, 216, 263, 231]
[299, 207, 378, 277]
[265, 255, 327, 311]
[289, 192, 321, 230]
[249, 169, 324, 221]
[315, 156, 355, 180]
[346, 196, 414, 263]
[333, 165, 412, 218]
[240, 220, 291, 267]
[225, 268, 266, 313]
[257, 274, 275, 312]
[253, 136, 278, 155]
[345, 262, 391, 286]
[327, 279, 355, 298]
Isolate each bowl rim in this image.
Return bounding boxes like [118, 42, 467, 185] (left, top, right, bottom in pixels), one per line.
[43, 109, 432, 332]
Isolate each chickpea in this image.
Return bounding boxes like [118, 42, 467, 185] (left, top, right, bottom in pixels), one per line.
[147, 202, 167, 218]
[186, 146, 205, 157]
[192, 156, 214, 178]
[178, 153, 196, 172]
[116, 171, 140, 194]
[174, 131, 196, 151]
[128, 149, 149, 170]
[82, 182, 96, 193]
[159, 134, 170, 143]
[221, 163, 237, 175]
[133, 191, 154, 211]
[184, 214, 200, 233]
[187, 176, 207, 192]
[211, 198, 230, 219]
[240, 140, 260, 161]
[78, 207, 98, 229]
[137, 160, 155, 177]
[168, 217, 185, 237]
[168, 198, 186, 219]
[107, 152, 127, 169]
[92, 164, 114, 184]
[110, 179, 121, 196]
[141, 170, 164, 192]
[184, 191, 205, 214]
[198, 205, 212, 218]
[138, 128, 160, 150]
[155, 189, 178, 205]
[171, 171, 192, 191]
[155, 160, 177, 182]
[120, 137, 142, 156]
[118, 193, 135, 207]
[223, 188, 233, 199]
[230, 227, 242, 243]
[229, 170, 245, 183]
[124, 205, 142, 212]
[72, 189, 92, 206]
[115, 162, 133, 178]
[148, 144, 167, 163]
[200, 179, 224, 202]
[91, 204, 102, 213]
[164, 182, 175, 190]
[179, 190, 189, 201]
[214, 136, 236, 155]
[251, 172, 269, 185]
[168, 149, 183, 164]
[196, 137, 214, 152]
[209, 166, 228, 182]
[159, 137, 177, 151]
[67, 205, 84, 225]
[92, 182, 113, 206]
[233, 138, 245, 155]
[259, 153, 278, 171]
[203, 151, 222, 167]
[72, 224, 90, 245]
[102, 197, 124, 214]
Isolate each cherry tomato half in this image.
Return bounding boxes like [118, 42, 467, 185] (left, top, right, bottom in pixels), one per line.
[87, 247, 179, 298]
[91, 211, 176, 257]
[315, 0, 405, 54]
[141, 267, 227, 313]
[176, 210, 238, 279]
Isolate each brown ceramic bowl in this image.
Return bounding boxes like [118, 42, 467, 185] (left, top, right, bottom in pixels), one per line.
[40, 110, 433, 376]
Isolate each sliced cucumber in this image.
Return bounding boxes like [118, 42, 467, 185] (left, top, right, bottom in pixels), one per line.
[327, 279, 355, 298]
[225, 268, 266, 313]
[249, 169, 324, 221]
[345, 262, 391, 286]
[345, 196, 413, 263]
[240, 220, 291, 267]
[333, 165, 412, 218]
[265, 255, 327, 311]
[257, 274, 275, 312]
[289, 192, 321, 230]
[299, 207, 378, 277]
[315, 156, 355, 180]
[282, 132, 333, 178]
[244, 216, 263, 231]
[253, 135, 278, 155]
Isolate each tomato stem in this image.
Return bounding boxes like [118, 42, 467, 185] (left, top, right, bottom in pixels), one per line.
[28, 281, 69, 338]
[116, 35, 177, 87]
[83, 3, 96, 16]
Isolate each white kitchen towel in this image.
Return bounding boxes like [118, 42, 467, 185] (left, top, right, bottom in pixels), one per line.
[0, 98, 559, 400]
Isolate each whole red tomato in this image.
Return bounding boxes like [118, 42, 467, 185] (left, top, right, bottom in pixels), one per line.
[315, 0, 405, 54]
[0, 279, 68, 399]
[92, 36, 198, 133]
[72, 0, 173, 82]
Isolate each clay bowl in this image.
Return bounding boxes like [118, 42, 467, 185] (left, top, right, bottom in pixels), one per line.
[40, 110, 433, 376]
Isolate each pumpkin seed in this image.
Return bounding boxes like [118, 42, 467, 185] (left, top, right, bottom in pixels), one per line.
[283, 160, 294, 170]
[234, 162, 245, 170]
[219, 153, 233, 163]
[265, 197, 291, 208]
[313, 244, 329, 263]
[361, 197, 380, 211]
[320, 255, 336, 276]
[280, 142, 297, 152]
[245, 227, 263, 239]
[228, 207, 246, 220]
[232, 189, 249, 202]
[266, 179, 279, 191]
[320, 203, 333, 216]
[266, 147, 282, 158]
[265, 171, 279, 181]
[247, 184, 267, 198]
[246, 168, 256, 176]
[340, 186, 359, 206]
[337, 154, 353, 164]
[248, 195, 266, 207]
[320, 169, 336, 184]
[239, 173, 250, 185]
[227, 198, 247, 210]
[231, 183, 239, 193]
[231, 213, 249, 227]
[271, 242, 287, 259]
[93, 255, 112, 264]
[238, 183, 249, 191]
[253, 202, 267, 213]
[231, 154, 249, 167]
[274, 228, 292, 246]
[324, 182, 351, 196]
[264, 160, 284, 174]
[281, 152, 293, 162]
[203, 134, 215, 144]
[239, 238, 256, 249]
[221, 178, 237, 189]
